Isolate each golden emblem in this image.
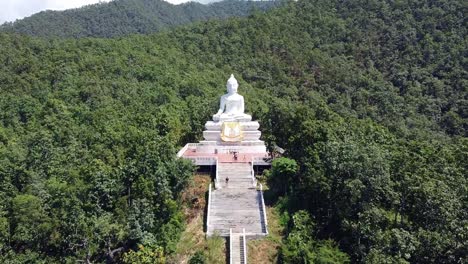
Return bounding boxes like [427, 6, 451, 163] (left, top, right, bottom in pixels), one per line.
[221, 122, 243, 142]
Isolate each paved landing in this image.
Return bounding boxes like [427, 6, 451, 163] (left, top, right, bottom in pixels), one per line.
[182, 150, 269, 163]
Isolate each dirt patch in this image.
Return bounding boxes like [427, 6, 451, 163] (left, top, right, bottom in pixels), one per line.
[247, 206, 284, 263]
[168, 173, 226, 264]
[181, 172, 211, 220]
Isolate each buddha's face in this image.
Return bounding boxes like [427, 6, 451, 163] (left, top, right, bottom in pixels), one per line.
[226, 75, 238, 94]
[227, 82, 238, 94]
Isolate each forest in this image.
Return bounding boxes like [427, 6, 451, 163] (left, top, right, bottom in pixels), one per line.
[0, 0, 466, 263]
[0, 0, 281, 38]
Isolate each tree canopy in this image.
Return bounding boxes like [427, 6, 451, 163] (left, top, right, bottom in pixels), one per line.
[0, 0, 466, 262]
[0, 0, 282, 38]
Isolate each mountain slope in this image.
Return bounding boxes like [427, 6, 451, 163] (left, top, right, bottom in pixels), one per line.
[0, 0, 281, 38]
[0, 0, 465, 262]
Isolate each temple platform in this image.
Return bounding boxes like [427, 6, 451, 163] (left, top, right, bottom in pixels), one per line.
[177, 143, 271, 166]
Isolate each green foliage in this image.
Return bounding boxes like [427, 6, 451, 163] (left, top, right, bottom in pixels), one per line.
[204, 235, 226, 264]
[122, 245, 165, 264]
[0, 0, 282, 38]
[281, 211, 349, 264]
[157, 202, 186, 253]
[0, 0, 466, 262]
[11, 195, 52, 248]
[267, 157, 298, 196]
[189, 250, 206, 264]
[0, 207, 9, 251]
[0, 31, 196, 260]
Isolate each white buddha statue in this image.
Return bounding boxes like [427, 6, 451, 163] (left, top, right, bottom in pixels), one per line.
[213, 74, 252, 122]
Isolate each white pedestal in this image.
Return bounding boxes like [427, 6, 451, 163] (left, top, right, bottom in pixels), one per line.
[196, 120, 266, 154]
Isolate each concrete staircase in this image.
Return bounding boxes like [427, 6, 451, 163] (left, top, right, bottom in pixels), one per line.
[207, 162, 267, 237]
[217, 162, 254, 189]
[206, 161, 268, 263]
[208, 188, 264, 236]
[230, 231, 247, 264]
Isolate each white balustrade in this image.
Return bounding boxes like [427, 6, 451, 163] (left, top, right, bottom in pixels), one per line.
[207, 183, 212, 234]
[242, 228, 247, 264]
[259, 184, 268, 235]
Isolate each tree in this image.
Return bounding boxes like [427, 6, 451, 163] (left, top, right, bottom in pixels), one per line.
[11, 195, 52, 250]
[281, 210, 349, 264]
[122, 244, 165, 264]
[267, 157, 298, 196]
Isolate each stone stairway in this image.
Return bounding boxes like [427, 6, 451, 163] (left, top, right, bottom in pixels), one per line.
[230, 232, 247, 264]
[208, 188, 264, 236]
[207, 162, 267, 237]
[217, 162, 254, 189]
[239, 233, 246, 264]
[207, 161, 267, 264]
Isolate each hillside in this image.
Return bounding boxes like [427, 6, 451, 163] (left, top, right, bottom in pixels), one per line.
[0, 0, 281, 38]
[0, 0, 466, 263]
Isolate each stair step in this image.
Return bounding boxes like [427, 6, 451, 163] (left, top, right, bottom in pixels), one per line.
[207, 162, 268, 263]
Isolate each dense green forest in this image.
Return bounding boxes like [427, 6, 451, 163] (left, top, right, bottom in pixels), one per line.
[0, 0, 281, 38]
[0, 0, 466, 263]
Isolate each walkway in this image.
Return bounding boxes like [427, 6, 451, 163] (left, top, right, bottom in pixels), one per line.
[207, 162, 267, 237]
[206, 161, 268, 264]
[230, 231, 247, 264]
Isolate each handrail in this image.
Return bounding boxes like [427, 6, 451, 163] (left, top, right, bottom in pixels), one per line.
[176, 143, 189, 157]
[243, 228, 247, 264]
[185, 156, 216, 166]
[252, 155, 271, 165]
[229, 228, 233, 264]
[250, 157, 256, 187]
[207, 183, 212, 234]
[215, 158, 220, 189]
[259, 184, 268, 234]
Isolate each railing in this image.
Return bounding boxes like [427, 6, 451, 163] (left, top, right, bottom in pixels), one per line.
[185, 156, 216, 166]
[252, 155, 271, 165]
[242, 228, 247, 264]
[215, 158, 220, 189]
[207, 183, 212, 234]
[259, 184, 269, 235]
[176, 143, 198, 157]
[229, 228, 233, 264]
[250, 157, 256, 187]
[176, 144, 189, 158]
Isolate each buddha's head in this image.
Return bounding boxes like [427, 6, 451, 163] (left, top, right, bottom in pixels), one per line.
[226, 74, 238, 94]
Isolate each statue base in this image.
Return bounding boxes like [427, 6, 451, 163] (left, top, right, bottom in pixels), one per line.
[196, 120, 266, 154]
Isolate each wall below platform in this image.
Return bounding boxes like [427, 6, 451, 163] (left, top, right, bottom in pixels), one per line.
[196, 141, 267, 154]
[177, 143, 271, 166]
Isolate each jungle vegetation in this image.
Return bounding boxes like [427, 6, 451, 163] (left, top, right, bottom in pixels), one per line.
[0, 0, 466, 263]
[0, 0, 281, 38]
